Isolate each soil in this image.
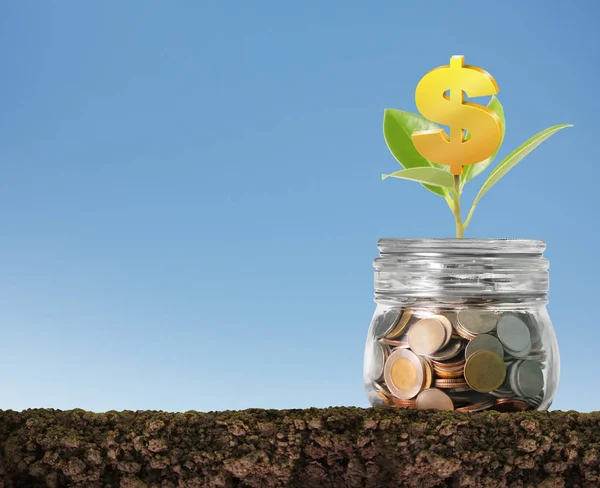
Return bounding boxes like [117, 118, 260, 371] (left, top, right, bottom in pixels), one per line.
[0, 407, 597, 487]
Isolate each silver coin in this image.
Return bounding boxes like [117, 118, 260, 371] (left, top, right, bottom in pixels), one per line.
[503, 340, 533, 359]
[508, 360, 522, 391]
[527, 393, 543, 408]
[522, 313, 542, 345]
[372, 342, 388, 380]
[429, 339, 465, 361]
[524, 352, 546, 361]
[491, 371, 515, 398]
[457, 309, 498, 335]
[496, 314, 531, 353]
[372, 380, 390, 394]
[372, 309, 403, 338]
[465, 334, 504, 360]
[514, 360, 544, 398]
[444, 311, 458, 324]
[510, 311, 541, 345]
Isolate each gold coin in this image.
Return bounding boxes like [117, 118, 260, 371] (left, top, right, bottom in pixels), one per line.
[435, 369, 464, 379]
[420, 357, 433, 389]
[433, 363, 464, 373]
[431, 357, 466, 370]
[416, 388, 454, 411]
[383, 349, 424, 400]
[376, 391, 392, 405]
[408, 318, 446, 356]
[464, 350, 506, 393]
[386, 309, 413, 339]
[373, 381, 392, 402]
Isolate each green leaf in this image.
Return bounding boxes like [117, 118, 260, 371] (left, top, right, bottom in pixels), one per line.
[460, 95, 506, 188]
[382, 167, 455, 191]
[383, 109, 449, 197]
[465, 123, 573, 227]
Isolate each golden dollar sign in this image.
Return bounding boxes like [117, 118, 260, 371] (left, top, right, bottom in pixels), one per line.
[412, 55, 503, 175]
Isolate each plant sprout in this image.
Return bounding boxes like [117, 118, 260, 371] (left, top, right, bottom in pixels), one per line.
[381, 96, 572, 238]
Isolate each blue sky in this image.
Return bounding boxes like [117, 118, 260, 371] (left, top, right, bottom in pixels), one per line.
[0, 1, 597, 413]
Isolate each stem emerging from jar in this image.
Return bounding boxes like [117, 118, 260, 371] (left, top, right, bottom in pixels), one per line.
[452, 175, 464, 238]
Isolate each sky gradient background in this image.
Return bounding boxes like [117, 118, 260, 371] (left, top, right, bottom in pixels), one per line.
[0, 1, 598, 413]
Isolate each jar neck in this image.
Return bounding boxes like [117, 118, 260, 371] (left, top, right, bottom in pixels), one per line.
[374, 239, 549, 306]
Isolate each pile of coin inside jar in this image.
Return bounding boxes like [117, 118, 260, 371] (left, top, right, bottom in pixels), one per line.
[370, 306, 545, 412]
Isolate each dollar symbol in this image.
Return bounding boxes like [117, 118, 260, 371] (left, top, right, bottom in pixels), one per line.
[411, 55, 503, 176]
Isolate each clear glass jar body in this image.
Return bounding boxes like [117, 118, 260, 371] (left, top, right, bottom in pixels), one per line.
[363, 239, 559, 412]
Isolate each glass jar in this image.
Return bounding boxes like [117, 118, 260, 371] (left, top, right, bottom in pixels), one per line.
[363, 239, 559, 412]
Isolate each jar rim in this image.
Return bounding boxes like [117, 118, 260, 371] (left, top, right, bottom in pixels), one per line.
[374, 238, 549, 300]
[378, 238, 545, 255]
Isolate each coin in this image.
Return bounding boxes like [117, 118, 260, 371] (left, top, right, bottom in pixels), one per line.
[492, 398, 531, 412]
[503, 336, 532, 358]
[391, 398, 417, 408]
[456, 400, 494, 412]
[408, 318, 447, 356]
[527, 394, 543, 408]
[464, 350, 506, 393]
[434, 314, 454, 348]
[431, 357, 466, 370]
[373, 309, 403, 338]
[457, 309, 498, 335]
[429, 339, 465, 361]
[376, 390, 391, 404]
[384, 349, 424, 400]
[432, 359, 465, 375]
[448, 391, 494, 404]
[524, 350, 546, 361]
[420, 357, 433, 390]
[434, 378, 469, 389]
[490, 372, 514, 398]
[378, 337, 410, 348]
[465, 334, 504, 360]
[444, 310, 458, 318]
[433, 363, 464, 373]
[490, 386, 514, 398]
[454, 323, 476, 341]
[372, 342, 389, 380]
[511, 360, 544, 398]
[520, 312, 542, 345]
[445, 386, 472, 392]
[416, 388, 454, 411]
[435, 369, 464, 379]
[496, 314, 531, 353]
[386, 309, 413, 339]
[372, 381, 392, 405]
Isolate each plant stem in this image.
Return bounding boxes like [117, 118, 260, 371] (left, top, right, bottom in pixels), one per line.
[453, 175, 464, 238]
